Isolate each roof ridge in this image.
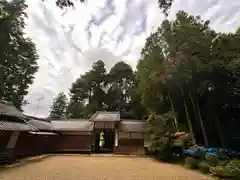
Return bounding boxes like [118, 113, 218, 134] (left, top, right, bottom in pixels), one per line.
[89, 111, 98, 121]
[120, 119, 146, 122]
[51, 119, 91, 122]
[51, 120, 94, 131]
[29, 119, 51, 123]
[0, 101, 26, 120]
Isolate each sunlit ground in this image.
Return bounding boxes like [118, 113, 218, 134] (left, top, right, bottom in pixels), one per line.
[0, 155, 213, 180]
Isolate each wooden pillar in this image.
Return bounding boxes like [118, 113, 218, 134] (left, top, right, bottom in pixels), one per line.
[115, 131, 118, 147]
[95, 133, 100, 152]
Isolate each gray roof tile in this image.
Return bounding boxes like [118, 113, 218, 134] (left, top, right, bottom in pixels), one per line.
[119, 120, 148, 132]
[0, 121, 37, 131]
[0, 101, 26, 119]
[28, 119, 54, 131]
[90, 111, 120, 122]
[51, 120, 94, 131]
[29, 131, 58, 135]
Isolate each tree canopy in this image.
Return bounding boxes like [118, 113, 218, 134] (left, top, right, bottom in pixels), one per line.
[49, 92, 68, 119]
[54, 0, 175, 17]
[136, 10, 240, 149]
[54, 0, 84, 8]
[158, 0, 174, 16]
[0, 0, 39, 110]
[64, 60, 146, 119]
[46, 9, 240, 150]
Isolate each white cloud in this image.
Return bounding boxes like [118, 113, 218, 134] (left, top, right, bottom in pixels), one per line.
[22, 0, 240, 117]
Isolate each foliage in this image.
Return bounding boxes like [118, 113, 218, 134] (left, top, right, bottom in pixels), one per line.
[228, 160, 240, 178]
[184, 157, 199, 169]
[53, 0, 175, 18]
[177, 133, 194, 149]
[67, 99, 86, 118]
[197, 161, 210, 173]
[67, 60, 107, 118]
[158, 0, 174, 16]
[136, 10, 240, 149]
[205, 153, 220, 166]
[49, 92, 68, 119]
[54, 0, 84, 8]
[66, 60, 146, 119]
[192, 147, 207, 161]
[147, 112, 183, 161]
[107, 61, 134, 112]
[184, 156, 240, 178]
[0, 0, 39, 110]
[236, 29, 240, 35]
[54, 0, 175, 17]
[184, 154, 240, 178]
[210, 166, 233, 178]
[210, 159, 240, 178]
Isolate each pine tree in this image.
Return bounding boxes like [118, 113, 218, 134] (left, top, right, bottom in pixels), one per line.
[49, 92, 68, 119]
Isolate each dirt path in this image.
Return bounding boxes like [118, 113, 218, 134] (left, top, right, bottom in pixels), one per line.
[0, 155, 213, 180]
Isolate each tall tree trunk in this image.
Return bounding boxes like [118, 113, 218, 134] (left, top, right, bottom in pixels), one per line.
[189, 92, 209, 147]
[168, 90, 178, 130]
[118, 81, 121, 112]
[215, 116, 225, 148]
[196, 99, 209, 147]
[179, 84, 195, 143]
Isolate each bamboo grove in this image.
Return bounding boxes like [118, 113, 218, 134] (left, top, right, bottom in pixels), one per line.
[136, 11, 240, 150]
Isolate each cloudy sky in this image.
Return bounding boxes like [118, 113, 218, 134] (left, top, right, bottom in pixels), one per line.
[22, 0, 240, 118]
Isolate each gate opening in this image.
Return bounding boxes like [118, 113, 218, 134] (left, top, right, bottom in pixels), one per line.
[92, 129, 114, 153]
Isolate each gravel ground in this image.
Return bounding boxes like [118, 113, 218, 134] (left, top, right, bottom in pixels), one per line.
[0, 155, 213, 180]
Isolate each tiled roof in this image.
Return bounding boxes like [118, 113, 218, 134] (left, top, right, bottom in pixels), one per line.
[0, 121, 37, 131]
[119, 120, 148, 132]
[25, 115, 50, 122]
[28, 119, 54, 131]
[29, 131, 58, 135]
[90, 111, 120, 122]
[0, 101, 25, 119]
[51, 120, 94, 131]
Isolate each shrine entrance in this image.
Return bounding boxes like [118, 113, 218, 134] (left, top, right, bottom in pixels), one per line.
[90, 111, 120, 153]
[92, 129, 115, 153]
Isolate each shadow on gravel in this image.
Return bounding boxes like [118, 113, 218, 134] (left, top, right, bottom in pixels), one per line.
[0, 155, 51, 174]
[149, 153, 184, 165]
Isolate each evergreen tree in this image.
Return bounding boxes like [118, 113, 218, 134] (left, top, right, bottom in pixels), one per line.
[0, 0, 39, 110]
[136, 11, 240, 148]
[49, 92, 68, 119]
[67, 60, 147, 119]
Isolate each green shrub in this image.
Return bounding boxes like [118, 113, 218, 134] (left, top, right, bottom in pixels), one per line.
[227, 159, 240, 178]
[210, 166, 233, 178]
[193, 148, 206, 161]
[229, 159, 240, 168]
[197, 161, 210, 173]
[185, 157, 198, 169]
[210, 159, 240, 178]
[205, 152, 220, 166]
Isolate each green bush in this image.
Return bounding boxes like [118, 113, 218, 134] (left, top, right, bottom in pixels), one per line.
[227, 159, 240, 178]
[148, 112, 180, 162]
[185, 157, 198, 169]
[209, 166, 233, 178]
[205, 152, 220, 166]
[197, 161, 210, 173]
[193, 148, 207, 161]
[210, 159, 240, 179]
[229, 159, 240, 168]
